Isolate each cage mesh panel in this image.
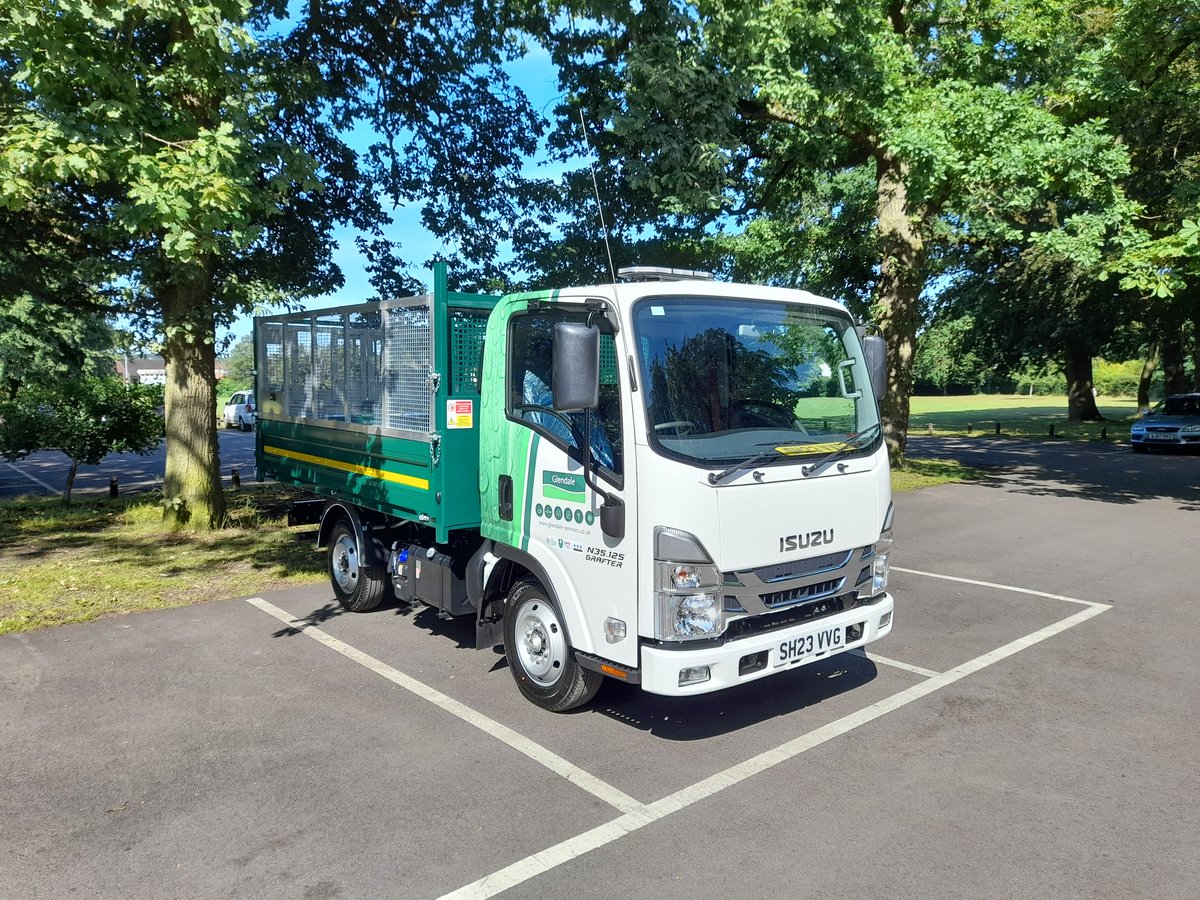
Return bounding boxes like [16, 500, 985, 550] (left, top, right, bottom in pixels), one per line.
[314, 315, 346, 421]
[285, 323, 313, 417]
[450, 310, 489, 394]
[384, 303, 432, 432]
[260, 322, 284, 404]
[344, 310, 383, 425]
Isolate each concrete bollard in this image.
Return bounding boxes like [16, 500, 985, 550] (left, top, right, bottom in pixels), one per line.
[995, 422, 1001, 435]
[109, 477, 118, 499]
[1049, 424, 1056, 437]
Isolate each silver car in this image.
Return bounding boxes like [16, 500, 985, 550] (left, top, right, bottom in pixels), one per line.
[1131, 393, 1200, 452]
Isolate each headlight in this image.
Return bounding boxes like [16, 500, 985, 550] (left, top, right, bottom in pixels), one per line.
[1182, 424, 1200, 433]
[654, 527, 725, 641]
[1131, 422, 1146, 433]
[872, 505, 894, 595]
[872, 548, 890, 594]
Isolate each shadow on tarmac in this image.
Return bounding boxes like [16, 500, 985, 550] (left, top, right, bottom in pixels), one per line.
[908, 436, 1200, 510]
[586, 651, 879, 740]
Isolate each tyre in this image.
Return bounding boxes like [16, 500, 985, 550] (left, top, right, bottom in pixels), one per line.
[503, 579, 602, 712]
[1132, 443, 1148, 453]
[239, 417, 252, 432]
[328, 519, 387, 612]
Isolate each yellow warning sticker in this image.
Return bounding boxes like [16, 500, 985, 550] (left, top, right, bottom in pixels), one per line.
[774, 442, 852, 456]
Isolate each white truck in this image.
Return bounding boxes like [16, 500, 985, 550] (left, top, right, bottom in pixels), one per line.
[255, 265, 895, 711]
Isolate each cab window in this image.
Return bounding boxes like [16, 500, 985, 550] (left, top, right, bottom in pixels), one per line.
[506, 310, 623, 480]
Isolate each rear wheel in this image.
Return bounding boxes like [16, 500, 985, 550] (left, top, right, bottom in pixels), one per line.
[239, 416, 252, 432]
[328, 519, 386, 612]
[504, 579, 601, 712]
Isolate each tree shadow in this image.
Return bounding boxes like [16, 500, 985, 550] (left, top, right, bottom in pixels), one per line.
[908, 436, 1200, 510]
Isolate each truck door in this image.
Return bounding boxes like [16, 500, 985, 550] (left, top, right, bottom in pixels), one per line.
[484, 302, 638, 669]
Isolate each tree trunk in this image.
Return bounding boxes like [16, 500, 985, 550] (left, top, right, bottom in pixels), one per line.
[63, 458, 78, 506]
[1190, 318, 1200, 391]
[1063, 342, 1102, 421]
[870, 149, 925, 466]
[1162, 330, 1188, 395]
[160, 260, 225, 530]
[1137, 342, 1159, 411]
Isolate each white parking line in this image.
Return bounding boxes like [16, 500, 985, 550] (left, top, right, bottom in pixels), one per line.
[245, 597, 643, 816]
[4, 462, 56, 494]
[441, 598, 1109, 900]
[855, 649, 940, 679]
[893, 566, 1110, 608]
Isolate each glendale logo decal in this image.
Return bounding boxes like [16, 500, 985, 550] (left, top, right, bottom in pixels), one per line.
[542, 471, 585, 503]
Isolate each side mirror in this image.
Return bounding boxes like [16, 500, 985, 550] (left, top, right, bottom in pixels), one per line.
[552, 322, 600, 411]
[863, 335, 887, 400]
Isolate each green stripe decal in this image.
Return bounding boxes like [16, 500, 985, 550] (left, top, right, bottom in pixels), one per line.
[520, 434, 540, 553]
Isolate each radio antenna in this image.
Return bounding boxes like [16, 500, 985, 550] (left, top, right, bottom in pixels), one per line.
[578, 109, 617, 284]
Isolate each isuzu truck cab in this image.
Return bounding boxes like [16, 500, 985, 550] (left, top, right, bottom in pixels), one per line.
[255, 265, 894, 711]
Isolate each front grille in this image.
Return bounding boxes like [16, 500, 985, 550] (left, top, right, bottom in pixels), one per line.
[759, 577, 846, 608]
[723, 544, 875, 615]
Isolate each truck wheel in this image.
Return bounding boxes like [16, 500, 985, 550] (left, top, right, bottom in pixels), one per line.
[328, 519, 386, 612]
[503, 579, 602, 712]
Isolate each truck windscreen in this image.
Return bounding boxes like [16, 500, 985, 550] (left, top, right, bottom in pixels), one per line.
[632, 297, 881, 467]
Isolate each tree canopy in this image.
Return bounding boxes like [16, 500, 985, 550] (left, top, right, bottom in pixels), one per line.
[1, 0, 548, 526]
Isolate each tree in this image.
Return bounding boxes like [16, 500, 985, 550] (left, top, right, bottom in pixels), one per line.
[1, 0, 545, 529]
[0, 378, 163, 504]
[538, 0, 1135, 461]
[220, 335, 255, 391]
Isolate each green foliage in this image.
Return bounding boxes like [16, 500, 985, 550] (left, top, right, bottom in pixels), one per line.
[220, 334, 254, 391]
[0, 296, 116, 399]
[0, 378, 163, 503]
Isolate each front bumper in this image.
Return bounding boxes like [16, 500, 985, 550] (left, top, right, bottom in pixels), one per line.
[639, 592, 894, 696]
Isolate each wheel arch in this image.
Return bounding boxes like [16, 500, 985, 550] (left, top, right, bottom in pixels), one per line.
[318, 502, 392, 568]
[485, 544, 594, 656]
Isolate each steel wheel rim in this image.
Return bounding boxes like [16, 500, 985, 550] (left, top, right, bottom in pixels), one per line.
[332, 533, 359, 593]
[514, 598, 566, 687]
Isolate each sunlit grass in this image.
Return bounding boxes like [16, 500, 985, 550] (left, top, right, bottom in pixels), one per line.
[0, 485, 324, 636]
[908, 394, 1138, 442]
[891, 457, 984, 493]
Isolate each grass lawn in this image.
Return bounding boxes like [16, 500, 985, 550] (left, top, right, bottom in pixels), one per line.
[908, 393, 1138, 443]
[0, 485, 324, 636]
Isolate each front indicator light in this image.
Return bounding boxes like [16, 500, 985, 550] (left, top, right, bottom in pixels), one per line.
[604, 617, 627, 643]
[679, 666, 711, 686]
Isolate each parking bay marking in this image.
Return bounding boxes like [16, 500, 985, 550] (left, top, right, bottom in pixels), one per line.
[4, 462, 56, 494]
[244, 597, 643, 816]
[440, 574, 1111, 900]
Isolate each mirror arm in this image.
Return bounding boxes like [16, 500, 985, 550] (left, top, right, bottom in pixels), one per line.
[579, 408, 625, 540]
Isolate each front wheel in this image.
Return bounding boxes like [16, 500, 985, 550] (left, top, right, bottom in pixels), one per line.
[328, 519, 387, 612]
[504, 580, 602, 712]
[1132, 443, 1148, 453]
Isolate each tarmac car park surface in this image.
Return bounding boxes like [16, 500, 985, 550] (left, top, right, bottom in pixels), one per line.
[2, 437, 1198, 898]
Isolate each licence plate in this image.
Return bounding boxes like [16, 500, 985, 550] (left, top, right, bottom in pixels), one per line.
[774, 626, 844, 667]
[1146, 432, 1176, 440]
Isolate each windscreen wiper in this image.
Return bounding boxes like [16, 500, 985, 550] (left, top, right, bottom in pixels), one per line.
[706, 445, 789, 485]
[801, 423, 882, 477]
